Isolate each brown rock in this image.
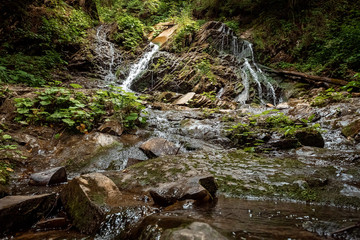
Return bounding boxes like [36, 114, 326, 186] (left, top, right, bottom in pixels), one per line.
[149, 176, 217, 207]
[35, 217, 69, 230]
[173, 92, 196, 105]
[140, 137, 178, 158]
[29, 167, 67, 186]
[98, 119, 123, 136]
[60, 173, 122, 234]
[0, 194, 56, 235]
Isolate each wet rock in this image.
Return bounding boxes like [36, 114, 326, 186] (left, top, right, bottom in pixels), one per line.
[266, 138, 299, 150]
[149, 176, 217, 207]
[341, 118, 360, 138]
[173, 92, 196, 105]
[98, 119, 123, 136]
[0, 194, 56, 235]
[162, 222, 227, 240]
[140, 137, 178, 158]
[54, 132, 120, 170]
[60, 172, 122, 234]
[306, 178, 328, 188]
[295, 130, 325, 148]
[29, 167, 67, 186]
[35, 217, 69, 230]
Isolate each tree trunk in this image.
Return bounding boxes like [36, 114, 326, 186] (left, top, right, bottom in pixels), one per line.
[267, 69, 348, 86]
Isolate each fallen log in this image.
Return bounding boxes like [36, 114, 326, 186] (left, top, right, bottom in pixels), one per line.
[263, 67, 349, 86]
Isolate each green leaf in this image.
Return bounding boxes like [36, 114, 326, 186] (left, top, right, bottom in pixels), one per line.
[40, 100, 52, 105]
[69, 83, 83, 89]
[17, 108, 30, 114]
[62, 118, 75, 126]
[125, 112, 138, 121]
[2, 134, 12, 140]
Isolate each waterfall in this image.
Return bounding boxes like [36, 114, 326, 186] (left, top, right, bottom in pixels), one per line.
[121, 43, 159, 92]
[216, 87, 224, 99]
[95, 25, 122, 85]
[217, 24, 278, 105]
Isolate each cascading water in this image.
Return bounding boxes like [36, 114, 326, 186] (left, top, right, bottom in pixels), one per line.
[217, 25, 278, 105]
[121, 43, 159, 92]
[94, 25, 122, 85]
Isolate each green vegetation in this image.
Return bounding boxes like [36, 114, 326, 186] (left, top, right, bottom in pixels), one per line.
[14, 86, 147, 133]
[112, 14, 145, 50]
[0, 51, 65, 87]
[0, 0, 96, 87]
[311, 88, 348, 107]
[0, 161, 13, 185]
[226, 110, 323, 148]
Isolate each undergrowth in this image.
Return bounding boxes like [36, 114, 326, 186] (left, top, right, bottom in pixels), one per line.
[14, 86, 147, 133]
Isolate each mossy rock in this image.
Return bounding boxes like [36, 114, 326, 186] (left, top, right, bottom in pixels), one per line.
[341, 119, 360, 138]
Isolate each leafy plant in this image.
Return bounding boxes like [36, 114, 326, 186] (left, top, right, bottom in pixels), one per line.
[341, 73, 360, 92]
[200, 91, 216, 102]
[14, 86, 147, 133]
[0, 161, 14, 185]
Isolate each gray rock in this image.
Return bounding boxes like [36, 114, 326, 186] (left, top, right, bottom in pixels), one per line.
[29, 167, 67, 186]
[0, 194, 56, 235]
[149, 176, 217, 206]
[162, 222, 228, 240]
[140, 137, 178, 158]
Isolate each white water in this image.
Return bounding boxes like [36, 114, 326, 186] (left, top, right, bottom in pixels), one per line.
[216, 87, 225, 99]
[121, 43, 159, 92]
[217, 24, 278, 105]
[95, 25, 121, 85]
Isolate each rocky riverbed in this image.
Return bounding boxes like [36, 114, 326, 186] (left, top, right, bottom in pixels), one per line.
[1, 21, 360, 239]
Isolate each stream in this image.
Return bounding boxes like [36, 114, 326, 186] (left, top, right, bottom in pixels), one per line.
[6, 23, 360, 239]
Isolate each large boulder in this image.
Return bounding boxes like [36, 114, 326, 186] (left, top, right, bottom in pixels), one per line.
[140, 138, 178, 158]
[0, 194, 56, 236]
[29, 167, 67, 186]
[60, 173, 122, 234]
[149, 176, 217, 207]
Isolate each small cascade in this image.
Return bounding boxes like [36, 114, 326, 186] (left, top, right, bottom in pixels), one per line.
[216, 88, 224, 99]
[216, 23, 278, 105]
[95, 25, 122, 85]
[121, 43, 159, 92]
